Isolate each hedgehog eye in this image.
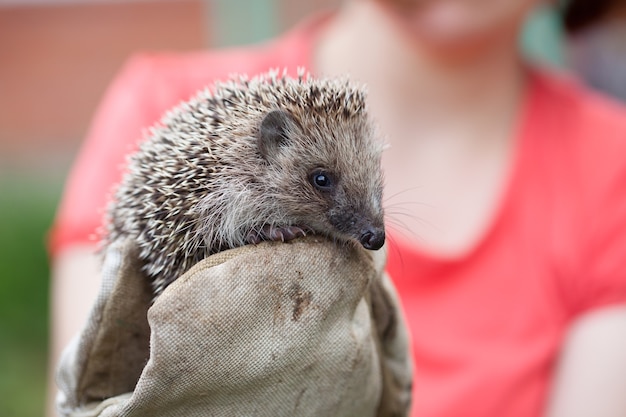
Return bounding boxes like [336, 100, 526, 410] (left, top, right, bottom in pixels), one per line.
[310, 170, 334, 191]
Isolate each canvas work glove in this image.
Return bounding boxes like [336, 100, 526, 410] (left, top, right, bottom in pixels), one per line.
[56, 236, 413, 417]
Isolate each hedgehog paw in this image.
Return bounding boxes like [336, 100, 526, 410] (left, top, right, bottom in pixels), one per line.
[247, 225, 309, 244]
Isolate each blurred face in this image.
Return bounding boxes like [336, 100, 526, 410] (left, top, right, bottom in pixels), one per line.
[375, 0, 538, 56]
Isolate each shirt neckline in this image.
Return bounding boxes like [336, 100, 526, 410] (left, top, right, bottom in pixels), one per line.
[388, 69, 543, 267]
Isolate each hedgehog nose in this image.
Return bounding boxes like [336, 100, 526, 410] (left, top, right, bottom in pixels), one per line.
[359, 228, 385, 250]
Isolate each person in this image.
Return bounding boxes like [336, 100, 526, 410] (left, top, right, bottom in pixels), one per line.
[48, 0, 626, 416]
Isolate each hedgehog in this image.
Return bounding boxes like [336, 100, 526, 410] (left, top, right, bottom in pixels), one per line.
[105, 70, 386, 297]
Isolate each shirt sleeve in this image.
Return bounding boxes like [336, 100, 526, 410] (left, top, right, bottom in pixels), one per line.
[574, 99, 626, 315]
[48, 54, 166, 256]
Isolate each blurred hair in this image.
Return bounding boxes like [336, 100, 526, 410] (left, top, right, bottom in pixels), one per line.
[562, 0, 616, 34]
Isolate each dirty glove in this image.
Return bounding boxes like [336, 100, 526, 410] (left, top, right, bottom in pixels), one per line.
[56, 236, 412, 417]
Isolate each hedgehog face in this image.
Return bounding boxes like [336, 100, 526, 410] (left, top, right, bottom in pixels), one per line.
[257, 109, 385, 250]
[307, 165, 386, 250]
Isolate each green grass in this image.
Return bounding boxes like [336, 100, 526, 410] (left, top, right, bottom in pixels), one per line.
[0, 176, 63, 417]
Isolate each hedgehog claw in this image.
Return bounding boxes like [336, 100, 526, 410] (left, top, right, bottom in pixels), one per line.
[247, 225, 308, 245]
[274, 225, 307, 241]
[246, 232, 263, 245]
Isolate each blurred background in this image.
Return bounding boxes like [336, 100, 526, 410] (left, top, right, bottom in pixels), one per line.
[0, 1, 334, 416]
[0, 0, 592, 415]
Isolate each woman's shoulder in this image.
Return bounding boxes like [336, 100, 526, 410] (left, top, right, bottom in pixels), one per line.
[532, 68, 626, 142]
[113, 15, 322, 102]
[125, 43, 296, 87]
[529, 68, 626, 184]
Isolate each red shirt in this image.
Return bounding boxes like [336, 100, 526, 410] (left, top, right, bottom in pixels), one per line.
[50, 15, 626, 417]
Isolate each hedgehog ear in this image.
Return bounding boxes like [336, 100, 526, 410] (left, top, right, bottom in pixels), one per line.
[258, 110, 298, 161]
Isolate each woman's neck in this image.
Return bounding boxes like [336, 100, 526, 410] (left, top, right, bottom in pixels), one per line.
[312, 1, 530, 255]
[313, 0, 527, 141]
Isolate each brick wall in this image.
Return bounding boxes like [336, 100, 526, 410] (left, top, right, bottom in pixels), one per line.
[0, 0, 208, 154]
[0, 0, 341, 172]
